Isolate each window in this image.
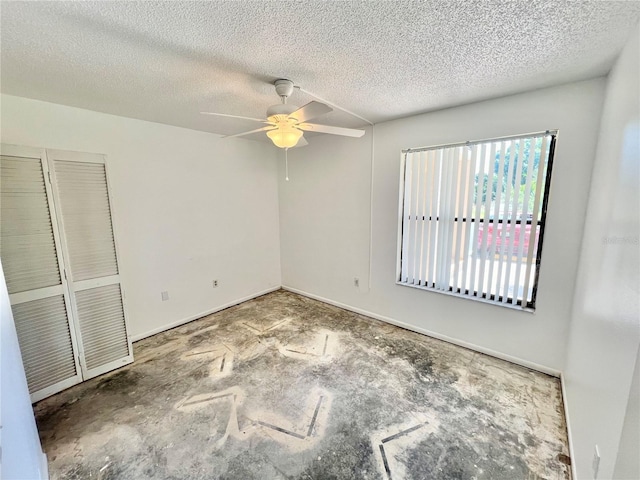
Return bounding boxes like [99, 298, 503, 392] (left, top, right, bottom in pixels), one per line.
[397, 131, 556, 310]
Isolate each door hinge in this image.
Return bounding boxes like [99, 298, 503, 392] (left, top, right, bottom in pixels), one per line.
[47, 170, 52, 184]
[63, 269, 68, 280]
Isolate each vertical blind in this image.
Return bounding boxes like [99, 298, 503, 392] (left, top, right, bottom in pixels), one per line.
[398, 131, 556, 309]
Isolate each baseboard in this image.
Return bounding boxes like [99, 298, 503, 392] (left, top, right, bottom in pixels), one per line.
[282, 285, 562, 378]
[130, 286, 281, 342]
[560, 373, 578, 480]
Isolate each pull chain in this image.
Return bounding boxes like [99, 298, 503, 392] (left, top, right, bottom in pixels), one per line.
[285, 147, 289, 181]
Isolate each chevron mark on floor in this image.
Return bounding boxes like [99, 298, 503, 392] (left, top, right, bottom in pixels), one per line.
[277, 330, 336, 360]
[371, 412, 441, 480]
[180, 344, 234, 380]
[241, 317, 292, 334]
[175, 386, 331, 451]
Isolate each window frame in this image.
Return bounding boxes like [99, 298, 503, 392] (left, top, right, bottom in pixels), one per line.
[395, 131, 557, 311]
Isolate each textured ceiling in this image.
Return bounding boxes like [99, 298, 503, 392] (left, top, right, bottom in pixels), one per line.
[2, 1, 639, 138]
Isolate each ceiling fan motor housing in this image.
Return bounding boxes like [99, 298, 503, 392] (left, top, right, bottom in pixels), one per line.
[274, 79, 295, 99]
[269, 80, 298, 122]
[266, 103, 297, 123]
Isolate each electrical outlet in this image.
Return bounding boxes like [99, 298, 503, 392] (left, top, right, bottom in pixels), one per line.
[212, 280, 218, 288]
[592, 445, 600, 479]
[354, 277, 360, 288]
[161, 291, 169, 301]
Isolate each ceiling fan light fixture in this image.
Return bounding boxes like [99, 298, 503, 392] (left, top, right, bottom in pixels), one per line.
[202, 79, 365, 146]
[267, 125, 303, 148]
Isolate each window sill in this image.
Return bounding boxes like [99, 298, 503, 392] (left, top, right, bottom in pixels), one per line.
[396, 280, 536, 314]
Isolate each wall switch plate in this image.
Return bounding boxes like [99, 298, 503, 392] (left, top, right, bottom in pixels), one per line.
[213, 280, 218, 288]
[161, 291, 169, 301]
[592, 445, 600, 479]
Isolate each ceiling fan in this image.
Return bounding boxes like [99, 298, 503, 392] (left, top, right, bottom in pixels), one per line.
[201, 79, 366, 149]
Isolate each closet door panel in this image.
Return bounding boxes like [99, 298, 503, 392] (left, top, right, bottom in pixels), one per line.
[50, 151, 133, 379]
[1, 155, 61, 293]
[52, 160, 118, 281]
[12, 295, 78, 395]
[75, 284, 129, 371]
[0, 147, 82, 402]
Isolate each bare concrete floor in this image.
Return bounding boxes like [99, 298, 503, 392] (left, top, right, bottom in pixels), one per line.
[35, 290, 571, 480]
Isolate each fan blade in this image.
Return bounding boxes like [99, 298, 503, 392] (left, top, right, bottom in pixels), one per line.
[297, 123, 365, 138]
[223, 125, 276, 138]
[292, 136, 308, 148]
[201, 111, 266, 123]
[288, 101, 332, 123]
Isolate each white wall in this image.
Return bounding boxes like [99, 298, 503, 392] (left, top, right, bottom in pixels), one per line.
[1, 94, 281, 340]
[564, 25, 639, 480]
[613, 348, 640, 480]
[280, 78, 606, 373]
[0, 262, 47, 480]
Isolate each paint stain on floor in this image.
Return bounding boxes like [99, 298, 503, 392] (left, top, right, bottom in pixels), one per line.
[34, 290, 571, 480]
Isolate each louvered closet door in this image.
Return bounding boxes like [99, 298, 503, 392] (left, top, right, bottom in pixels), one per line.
[0, 145, 83, 402]
[48, 150, 133, 379]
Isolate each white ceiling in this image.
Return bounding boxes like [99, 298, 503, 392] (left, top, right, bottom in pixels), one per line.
[2, 1, 639, 139]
